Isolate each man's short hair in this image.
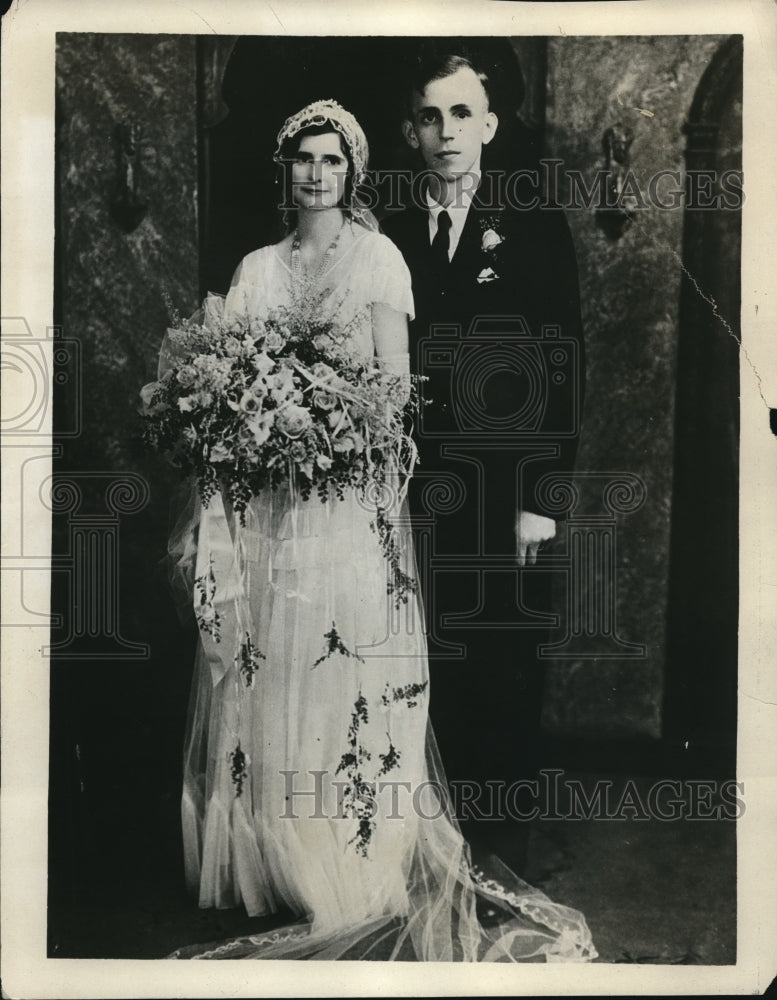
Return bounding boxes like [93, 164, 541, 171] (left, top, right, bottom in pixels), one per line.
[406, 50, 492, 114]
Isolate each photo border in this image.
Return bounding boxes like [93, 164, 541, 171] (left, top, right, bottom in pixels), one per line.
[2, 0, 776, 995]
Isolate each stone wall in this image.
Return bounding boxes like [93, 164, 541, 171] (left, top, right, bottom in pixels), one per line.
[540, 35, 731, 738]
[55, 32, 199, 471]
[52, 35, 201, 800]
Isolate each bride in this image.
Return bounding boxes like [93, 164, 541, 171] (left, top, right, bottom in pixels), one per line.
[159, 99, 596, 961]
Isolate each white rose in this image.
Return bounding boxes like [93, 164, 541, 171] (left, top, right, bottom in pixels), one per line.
[253, 352, 275, 377]
[275, 403, 312, 439]
[263, 330, 284, 353]
[175, 365, 198, 387]
[481, 228, 504, 252]
[312, 389, 337, 411]
[223, 336, 243, 357]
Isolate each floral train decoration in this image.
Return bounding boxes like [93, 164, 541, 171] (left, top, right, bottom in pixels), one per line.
[141, 293, 427, 845]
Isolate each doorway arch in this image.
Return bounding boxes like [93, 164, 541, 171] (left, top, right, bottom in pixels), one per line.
[664, 35, 742, 771]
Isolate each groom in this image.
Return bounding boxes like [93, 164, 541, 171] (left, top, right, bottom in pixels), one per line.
[382, 48, 584, 864]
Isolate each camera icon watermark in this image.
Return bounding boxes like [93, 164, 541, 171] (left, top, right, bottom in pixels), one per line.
[417, 316, 582, 441]
[2, 317, 149, 657]
[1, 318, 81, 437]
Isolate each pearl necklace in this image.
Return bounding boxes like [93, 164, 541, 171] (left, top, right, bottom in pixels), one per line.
[290, 223, 344, 290]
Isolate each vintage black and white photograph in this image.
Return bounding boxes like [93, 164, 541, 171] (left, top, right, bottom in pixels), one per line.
[2, 1, 776, 996]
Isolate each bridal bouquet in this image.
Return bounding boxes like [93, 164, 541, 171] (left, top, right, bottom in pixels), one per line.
[140, 293, 421, 600]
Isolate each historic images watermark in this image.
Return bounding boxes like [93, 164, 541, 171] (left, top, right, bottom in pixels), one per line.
[279, 768, 746, 823]
[0, 317, 150, 657]
[277, 162, 744, 215]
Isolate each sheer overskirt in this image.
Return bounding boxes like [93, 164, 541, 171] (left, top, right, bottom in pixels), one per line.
[169, 480, 596, 962]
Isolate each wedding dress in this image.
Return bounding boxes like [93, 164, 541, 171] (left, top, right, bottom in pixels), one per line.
[165, 225, 597, 962]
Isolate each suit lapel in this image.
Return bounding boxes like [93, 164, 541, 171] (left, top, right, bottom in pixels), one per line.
[448, 184, 497, 300]
[451, 187, 484, 262]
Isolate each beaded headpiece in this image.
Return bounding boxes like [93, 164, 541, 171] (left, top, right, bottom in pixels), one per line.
[273, 99, 374, 226]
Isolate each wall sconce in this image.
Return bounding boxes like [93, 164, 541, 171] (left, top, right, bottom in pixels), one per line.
[596, 123, 636, 239]
[110, 122, 149, 233]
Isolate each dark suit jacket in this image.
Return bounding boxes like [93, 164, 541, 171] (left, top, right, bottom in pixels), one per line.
[382, 179, 584, 552]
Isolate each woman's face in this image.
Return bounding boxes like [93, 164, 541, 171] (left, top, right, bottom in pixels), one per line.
[290, 132, 350, 212]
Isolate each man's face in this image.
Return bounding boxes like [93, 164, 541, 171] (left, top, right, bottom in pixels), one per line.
[404, 66, 498, 182]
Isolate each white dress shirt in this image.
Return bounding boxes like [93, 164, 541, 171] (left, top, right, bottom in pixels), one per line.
[425, 171, 481, 262]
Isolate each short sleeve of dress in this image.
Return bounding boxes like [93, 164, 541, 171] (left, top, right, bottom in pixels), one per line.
[223, 255, 251, 321]
[223, 249, 272, 323]
[363, 233, 415, 320]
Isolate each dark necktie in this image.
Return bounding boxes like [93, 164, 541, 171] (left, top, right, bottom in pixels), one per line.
[431, 209, 452, 272]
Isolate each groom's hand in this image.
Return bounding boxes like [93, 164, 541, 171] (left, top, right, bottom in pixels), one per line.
[515, 510, 556, 567]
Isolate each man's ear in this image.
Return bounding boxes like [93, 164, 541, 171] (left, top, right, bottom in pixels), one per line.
[402, 119, 419, 149]
[482, 111, 499, 146]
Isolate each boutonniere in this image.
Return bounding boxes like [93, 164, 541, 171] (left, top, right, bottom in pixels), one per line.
[478, 215, 506, 281]
[481, 227, 504, 253]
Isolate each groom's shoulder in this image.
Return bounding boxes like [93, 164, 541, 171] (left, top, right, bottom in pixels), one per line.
[489, 199, 578, 269]
[380, 206, 422, 248]
[490, 195, 573, 235]
[380, 209, 410, 239]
